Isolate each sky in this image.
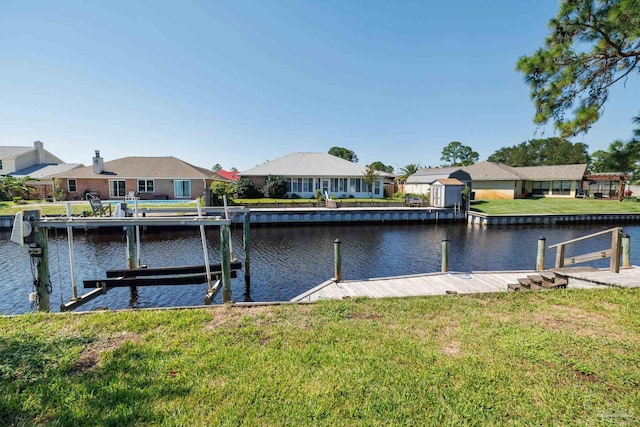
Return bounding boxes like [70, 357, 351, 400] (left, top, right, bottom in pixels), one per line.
[1, 0, 639, 173]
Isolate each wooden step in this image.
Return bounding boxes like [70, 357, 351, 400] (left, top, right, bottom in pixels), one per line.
[507, 283, 523, 291]
[527, 275, 544, 285]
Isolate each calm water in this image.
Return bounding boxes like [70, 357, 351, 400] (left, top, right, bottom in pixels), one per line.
[1, 222, 639, 314]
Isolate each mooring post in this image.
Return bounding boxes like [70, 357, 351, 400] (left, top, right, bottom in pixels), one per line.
[441, 238, 449, 272]
[124, 205, 138, 303]
[622, 233, 631, 268]
[220, 224, 232, 303]
[334, 239, 342, 282]
[33, 225, 51, 312]
[65, 203, 78, 300]
[243, 211, 252, 302]
[536, 237, 546, 271]
[610, 228, 621, 273]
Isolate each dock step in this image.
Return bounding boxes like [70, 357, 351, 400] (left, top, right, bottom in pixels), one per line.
[508, 271, 568, 291]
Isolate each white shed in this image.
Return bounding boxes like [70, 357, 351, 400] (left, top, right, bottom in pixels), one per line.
[430, 178, 465, 208]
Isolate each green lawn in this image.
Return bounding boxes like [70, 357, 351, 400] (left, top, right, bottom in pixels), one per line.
[1, 290, 639, 425]
[0, 201, 196, 216]
[471, 197, 640, 215]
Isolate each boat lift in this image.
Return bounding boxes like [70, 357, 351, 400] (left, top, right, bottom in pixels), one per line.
[10, 201, 251, 312]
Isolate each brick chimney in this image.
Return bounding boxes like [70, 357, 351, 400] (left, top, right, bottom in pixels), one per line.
[34, 141, 45, 164]
[92, 150, 104, 174]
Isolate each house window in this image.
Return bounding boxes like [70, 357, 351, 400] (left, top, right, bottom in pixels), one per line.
[350, 178, 362, 193]
[302, 178, 314, 193]
[174, 180, 191, 198]
[68, 179, 77, 192]
[289, 178, 303, 193]
[0, 159, 3, 170]
[374, 180, 381, 195]
[552, 180, 571, 195]
[532, 181, 550, 195]
[109, 180, 126, 198]
[138, 179, 155, 193]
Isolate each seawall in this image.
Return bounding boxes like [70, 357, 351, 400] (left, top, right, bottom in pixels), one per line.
[467, 212, 640, 226]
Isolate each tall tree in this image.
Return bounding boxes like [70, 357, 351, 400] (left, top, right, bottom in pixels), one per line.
[398, 163, 421, 181]
[328, 147, 358, 163]
[368, 161, 394, 173]
[516, 0, 640, 137]
[440, 141, 479, 166]
[488, 138, 589, 166]
[212, 163, 222, 172]
[589, 139, 640, 181]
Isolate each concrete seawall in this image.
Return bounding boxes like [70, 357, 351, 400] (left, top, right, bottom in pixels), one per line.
[467, 212, 640, 226]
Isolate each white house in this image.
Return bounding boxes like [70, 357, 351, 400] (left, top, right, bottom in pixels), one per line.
[240, 152, 393, 199]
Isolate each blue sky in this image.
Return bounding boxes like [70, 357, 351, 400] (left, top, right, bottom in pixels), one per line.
[1, 0, 638, 172]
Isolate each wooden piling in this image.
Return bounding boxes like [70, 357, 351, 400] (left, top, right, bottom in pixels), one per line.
[441, 239, 449, 272]
[622, 234, 631, 268]
[243, 212, 252, 302]
[334, 239, 342, 282]
[220, 224, 232, 303]
[536, 237, 546, 271]
[33, 226, 51, 312]
[125, 224, 139, 303]
[610, 228, 621, 273]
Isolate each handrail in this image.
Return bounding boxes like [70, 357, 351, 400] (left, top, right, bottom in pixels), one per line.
[548, 227, 621, 248]
[550, 227, 622, 272]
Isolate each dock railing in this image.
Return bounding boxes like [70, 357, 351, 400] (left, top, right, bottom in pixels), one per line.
[548, 227, 623, 272]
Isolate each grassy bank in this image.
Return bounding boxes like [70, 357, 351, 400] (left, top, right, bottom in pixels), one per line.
[2, 290, 639, 425]
[471, 197, 640, 215]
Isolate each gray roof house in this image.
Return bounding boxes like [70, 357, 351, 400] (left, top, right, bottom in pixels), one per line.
[404, 167, 472, 196]
[241, 152, 393, 198]
[0, 141, 64, 175]
[462, 161, 588, 199]
[1, 141, 81, 199]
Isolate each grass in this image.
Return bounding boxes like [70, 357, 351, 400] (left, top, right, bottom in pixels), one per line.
[471, 197, 640, 215]
[0, 201, 196, 216]
[1, 289, 639, 425]
[234, 197, 401, 205]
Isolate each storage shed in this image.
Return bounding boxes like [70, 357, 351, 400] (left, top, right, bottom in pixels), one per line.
[430, 178, 465, 208]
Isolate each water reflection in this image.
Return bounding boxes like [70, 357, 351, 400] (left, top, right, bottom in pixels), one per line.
[1, 223, 638, 314]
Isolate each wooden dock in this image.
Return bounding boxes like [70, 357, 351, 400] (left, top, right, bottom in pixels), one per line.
[290, 268, 640, 302]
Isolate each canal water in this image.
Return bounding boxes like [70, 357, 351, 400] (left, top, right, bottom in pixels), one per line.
[1, 222, 639, 314]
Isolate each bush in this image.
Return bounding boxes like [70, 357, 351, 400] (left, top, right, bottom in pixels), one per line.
[290, 193, 300, 199]
[261, 175, 288, 198]
[234, 177, 262, 199]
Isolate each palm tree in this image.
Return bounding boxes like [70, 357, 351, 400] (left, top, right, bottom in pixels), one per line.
[0, 176, 37, 200]
[398, 163, 421, 181]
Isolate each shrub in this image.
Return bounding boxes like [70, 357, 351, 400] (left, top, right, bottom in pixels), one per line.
[290, 193, 300, 199]
[261, 175, 288, 198]
[234, 177, 262, 199]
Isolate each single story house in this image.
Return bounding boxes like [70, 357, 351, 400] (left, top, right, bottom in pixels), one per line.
[240, 152, 393, 199]
[462, 162, 588, 199]
[51, 151, 228, 200]
[404, 167, 472, 196]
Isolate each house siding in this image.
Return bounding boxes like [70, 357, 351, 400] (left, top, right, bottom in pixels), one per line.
[472, 180, 517, 200]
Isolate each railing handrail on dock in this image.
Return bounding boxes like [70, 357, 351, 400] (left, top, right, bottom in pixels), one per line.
[549, 227, 623, 272]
